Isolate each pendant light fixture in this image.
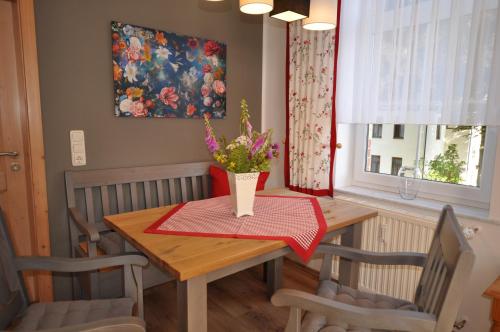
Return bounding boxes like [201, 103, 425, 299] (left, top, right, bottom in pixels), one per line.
[239, 0, 273, 15]
[270, 0, 310, 22]
[302, 0, 337, 30]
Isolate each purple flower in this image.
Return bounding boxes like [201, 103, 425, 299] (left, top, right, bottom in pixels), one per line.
[266, 150, 273, 159]
[251, 135, 266, 156]
[246, 120, 253, 137]
[271, 143, 280, 154]
[205, 128, 219, 153]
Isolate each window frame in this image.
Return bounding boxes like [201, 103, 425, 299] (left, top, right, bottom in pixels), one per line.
[393, 124, 405, 139]
[370, 155, 381, 173]
[351, 124, 498, 209]
[372, 124, 383, 138]
[391, 157, 402, 176]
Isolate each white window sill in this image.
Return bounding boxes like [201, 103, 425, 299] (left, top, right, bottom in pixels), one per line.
[334, 186, 492, 223]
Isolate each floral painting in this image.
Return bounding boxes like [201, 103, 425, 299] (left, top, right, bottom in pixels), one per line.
[112, 21, 226, 119]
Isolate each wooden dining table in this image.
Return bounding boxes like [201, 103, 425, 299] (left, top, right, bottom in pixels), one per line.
[104, 187, 378, 332]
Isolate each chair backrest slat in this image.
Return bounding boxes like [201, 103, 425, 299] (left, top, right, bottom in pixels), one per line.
[156, 180, 165, 206]
[202, 175, 209, 199]
[100, 185, 110, 216]
[180, 178, 188, 203]
[168, 179, 177, 204]
[414, 205, 475, 331]
[144, 181, 152, 209]
[84, 187, 95, 223]
[191, 176, 199, 200]
[116, 184, 125, 213]
[130, 182, 139, 211]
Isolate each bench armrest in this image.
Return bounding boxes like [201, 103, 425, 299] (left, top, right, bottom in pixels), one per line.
[68, 207, 101, 242]
[272, 289, 436, 332]
[317, 243, 427, 267]
[14, 253, 148, 273]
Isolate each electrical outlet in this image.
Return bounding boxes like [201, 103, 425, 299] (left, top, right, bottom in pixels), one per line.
[70, 130, 86, 167]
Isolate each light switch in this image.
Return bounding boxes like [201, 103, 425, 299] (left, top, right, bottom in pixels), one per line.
[70, 130, 86, 166]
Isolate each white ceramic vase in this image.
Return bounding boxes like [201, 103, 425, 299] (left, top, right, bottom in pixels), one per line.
[227, 171, 259, 217]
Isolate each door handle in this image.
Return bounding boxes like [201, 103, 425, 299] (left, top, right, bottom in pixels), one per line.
[0, 152, 18, 157]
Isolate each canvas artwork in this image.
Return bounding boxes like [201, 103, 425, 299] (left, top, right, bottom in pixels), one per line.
[112, 21, 227, 119]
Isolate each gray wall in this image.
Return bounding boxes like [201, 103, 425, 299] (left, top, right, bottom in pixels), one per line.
[35, 0, 263, 299]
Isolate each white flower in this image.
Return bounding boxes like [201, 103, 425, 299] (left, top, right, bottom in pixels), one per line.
[203, 96, 213, 106]
[204, 72, 214, 85]
[155, 46, 171, 60]
[129, 36, 142, 50]
[226, 143, 237, 150]
[123, 25, 134, 36]
[124, 63, 138, 83]
[209, 55, 219, 67]
[119, 98, 133, 113]
[181, 71, 197, 88]
[186, 50, 196, 62]
[235, 135, 251, 146]
[170, 62, 180, 72]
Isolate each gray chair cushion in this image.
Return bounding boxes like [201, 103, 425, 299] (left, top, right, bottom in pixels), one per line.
[13, 298, 134, 331]
[301, 280, 418, 332]
[98, 232, 124, 255]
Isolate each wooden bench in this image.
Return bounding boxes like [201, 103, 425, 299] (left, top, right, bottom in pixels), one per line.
[65, 161, 212, 299]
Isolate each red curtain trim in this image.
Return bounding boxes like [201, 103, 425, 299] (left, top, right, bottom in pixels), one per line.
[284, 22, 291, 188]
[287, 185, 330, 197]
[329, 0, 342, 197]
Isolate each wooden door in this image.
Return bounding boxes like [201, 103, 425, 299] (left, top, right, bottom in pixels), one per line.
[0, 0, 52, 302]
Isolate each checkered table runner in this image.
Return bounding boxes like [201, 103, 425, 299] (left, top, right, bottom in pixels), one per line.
[144, 195, 327, 262]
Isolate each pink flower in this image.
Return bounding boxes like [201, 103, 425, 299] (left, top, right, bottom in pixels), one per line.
[188, 38, 199, 49]
[202, 64, 213, 73]
[212, 80, 225, 96]
[201, 84, 211, 97]
[251, 134, 266, 156]
[215, 100, 221, 108]
[159, 87, 179, 109]
[132, 101, 147, 117]
[204, 40, 221, 56]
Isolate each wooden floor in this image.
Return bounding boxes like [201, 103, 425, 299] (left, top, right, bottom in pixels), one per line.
[143, 259, 319, 332]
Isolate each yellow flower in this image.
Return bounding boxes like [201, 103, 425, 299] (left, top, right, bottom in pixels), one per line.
[229, 162, 236, 169]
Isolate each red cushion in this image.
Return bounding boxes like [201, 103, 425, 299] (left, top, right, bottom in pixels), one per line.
[209, 165, 270, 198]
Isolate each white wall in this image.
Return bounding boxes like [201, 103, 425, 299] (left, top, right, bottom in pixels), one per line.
[262, 15, 286, 188]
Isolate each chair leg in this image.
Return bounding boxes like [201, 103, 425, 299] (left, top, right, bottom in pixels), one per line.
[285, 307, 301, 332]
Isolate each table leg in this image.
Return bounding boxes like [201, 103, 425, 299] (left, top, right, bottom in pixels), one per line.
[338, 223, 363, 289]
[266, 257, 283, 297]
[177, 275, 207, 332]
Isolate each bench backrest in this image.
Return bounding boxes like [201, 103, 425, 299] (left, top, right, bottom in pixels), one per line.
[64, 162, 212, 244]
[414, 205, 475, 331]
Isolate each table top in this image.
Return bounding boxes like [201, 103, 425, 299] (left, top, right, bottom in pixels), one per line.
[484, 276, 500, 299]
[104, 188, 378, 281]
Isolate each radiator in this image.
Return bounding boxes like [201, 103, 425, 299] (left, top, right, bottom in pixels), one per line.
[330, 209, 436, 302]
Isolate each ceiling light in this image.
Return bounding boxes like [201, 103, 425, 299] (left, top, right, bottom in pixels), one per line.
[240, 0, 273, 15]
[302, 0, 336, 31]
[270, 0, 310, 22]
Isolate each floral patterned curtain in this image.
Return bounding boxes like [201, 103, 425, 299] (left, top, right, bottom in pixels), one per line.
[285, 21, 337, 196]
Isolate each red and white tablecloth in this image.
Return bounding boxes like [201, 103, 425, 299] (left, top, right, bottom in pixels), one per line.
[144, 195, 327, 262]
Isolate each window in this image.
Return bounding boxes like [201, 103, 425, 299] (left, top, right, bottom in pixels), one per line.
[393, 125, 404, 139]
[436, 125, 441, 140]
[372, 124, 383, 138]
[364, 124, 487, 187]
[370, 155, 380, 173]
[350, 124, 497, 208]
[391, 157, 402, 176]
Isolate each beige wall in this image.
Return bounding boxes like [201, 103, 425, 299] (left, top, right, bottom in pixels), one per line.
[35, 0, 263, 299]
[262, 15, 286, 188]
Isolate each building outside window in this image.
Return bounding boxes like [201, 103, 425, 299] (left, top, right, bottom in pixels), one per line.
[372, 124, 383, 138]
[369, 155, 381, 173]
[393, 125, 405, 139]
[391, 157, 402, 175]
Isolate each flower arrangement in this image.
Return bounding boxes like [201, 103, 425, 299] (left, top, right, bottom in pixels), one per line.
[204, 99, 280, 173]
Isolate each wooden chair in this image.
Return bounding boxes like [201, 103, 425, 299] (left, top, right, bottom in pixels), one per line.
[0, 208, 148, 331]
[272, 205, 475, 332]
[64, 161, 212, 299]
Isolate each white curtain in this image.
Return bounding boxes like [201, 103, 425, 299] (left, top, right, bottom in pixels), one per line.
[336, 0, 500, 125]
[288, 22, 335, 195]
